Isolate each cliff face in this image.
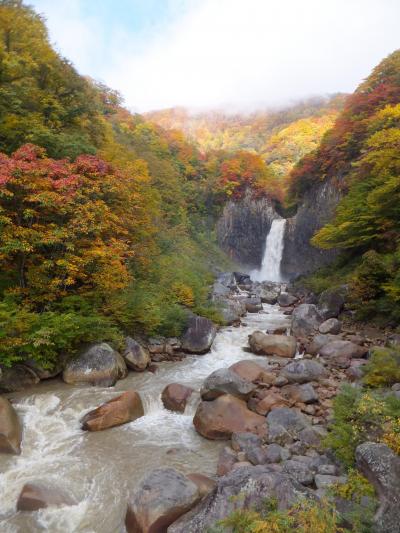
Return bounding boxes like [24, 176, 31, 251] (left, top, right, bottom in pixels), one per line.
[217, 191, 278, 269]
[281, 177, 342, 279]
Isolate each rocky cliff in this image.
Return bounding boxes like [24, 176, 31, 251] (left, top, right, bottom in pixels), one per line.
[217, 180, 342, 278]
[281, 177, 342, 279]
[217, 191, 278, 269]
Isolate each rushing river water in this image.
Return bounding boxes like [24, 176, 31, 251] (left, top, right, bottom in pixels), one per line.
[0, 303, 290, 533]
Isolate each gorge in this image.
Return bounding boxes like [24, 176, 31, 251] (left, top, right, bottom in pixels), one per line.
[1, 3, 400, 533]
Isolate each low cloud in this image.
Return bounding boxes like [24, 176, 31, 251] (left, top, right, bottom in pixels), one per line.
[31, 0, 400, 112]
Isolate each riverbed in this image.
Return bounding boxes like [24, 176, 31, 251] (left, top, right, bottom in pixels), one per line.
[0, 304, 290, 533]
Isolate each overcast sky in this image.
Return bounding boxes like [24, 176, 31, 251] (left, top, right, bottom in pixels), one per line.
[30, 0, 400, 113]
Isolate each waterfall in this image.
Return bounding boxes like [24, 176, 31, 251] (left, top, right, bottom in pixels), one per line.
[251, 218, 286, 282]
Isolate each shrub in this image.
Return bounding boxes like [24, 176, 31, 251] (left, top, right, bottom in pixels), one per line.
[216, 498, 346, 533]
[0, 298, 122, 369]
[363, 346, 400, 387]
[324, 384, 400, 466]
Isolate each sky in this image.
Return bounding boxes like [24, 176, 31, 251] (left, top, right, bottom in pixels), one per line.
[30, 0, 400, 113]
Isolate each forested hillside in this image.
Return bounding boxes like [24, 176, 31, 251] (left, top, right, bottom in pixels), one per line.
[0, 0, 235, 369]
[147, 96, 344, 196]
[290, 50, 400, 324]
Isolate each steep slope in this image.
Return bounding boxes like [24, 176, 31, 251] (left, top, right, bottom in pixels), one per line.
[285, 50, 400, 321]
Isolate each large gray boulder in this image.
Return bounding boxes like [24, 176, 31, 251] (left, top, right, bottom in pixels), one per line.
[278, 292, 298, 307]
[307, 334, 340, 355]
[248, 331, 297, 358]
[181, 316, 217, 354]
[0, 364, 40, 392]
[319, 340, 368, 368]
[218, 299, 246, 325]
[356, 442, 400, 533]
[201, 368, 256, 401]
[0, 397, 22, 455]
[280, 360, 327, 384]
[63, 343, 127, 387]
[291, 304, 322, 337]
[125, 468, 200, 533]
[319, 318, 342, 335]
[266, 408, 310, 445]
[123, 338, 150, 371]
[318, 287, 346, 320]
[243, 297, 263, 313]
[168, 465, 310, 532]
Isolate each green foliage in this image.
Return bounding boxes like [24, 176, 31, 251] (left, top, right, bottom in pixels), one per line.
[363, 346, 400, 387]
[0, 1, 106, 157]
[216, 498, 346, 533]
[324, 384, 400, 467]
[333, 469, 375, 503]
[0, 296, 122, 369]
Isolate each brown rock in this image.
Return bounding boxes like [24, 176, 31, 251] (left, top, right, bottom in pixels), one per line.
[161, 383, 193, 413]
[229, 360, 267, 382]
[187, 473, 216, 498]
[17, 482, 75, 511]
[248, 331, 297, 358]
[81, 391, 144, 431]
[0, 397, 22, 455]
[254, 392, 290, 415]
[193, 395, 267, 440]
[123, 337, 151, 371]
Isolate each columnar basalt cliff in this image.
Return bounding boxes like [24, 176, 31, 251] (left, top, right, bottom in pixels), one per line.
[217, 191, 278, 269]
[217, 183, 341, 277]
[281, 177, 342, 279]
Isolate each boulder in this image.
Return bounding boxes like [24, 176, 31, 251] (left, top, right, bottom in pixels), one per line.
[318, 318, 342, 335]
[282, 460, 314, 486]
[219, 272, 238, 289]
[81, 391, 144, 431]
[315, 474, 347, 489]
[281, 383, 319, 404]
[193, 395, 267, 440]
[123, 338, 151, 371]
[217, 446, 237, 476]
[356, 442, 400, 533]
[24, 359, 63, 380]
[201, 368, 256, 401]
[186, 473, 216, 499]
[306, 334, 340, 355]
[17, 482, 75, 511]
[218, 299, 246, 326]
[266, 408, 310, 445]
[291, 304, 322, 337]
[318, 287, 346, 320]
[259, 290, 278, 305]
[243, 297, 263, 313]
[125, 468, 200, 533]
[231, 432, 262, 453]
[63, 343, 127, 387]
[248, 331, 297, 358]
[0, 364, 40, 392]
[168, 465, 309, 533]
[229, 360, 267, 382]
[0, 397, 22, 454]
[278, 293, 298, 307]
[161, 383, 194, 413]
[264, 444, 290, 463]
[319, 340, 368, 368]
[181, 316, 217, 354]
[254, 391, 290, 415]
[280, 360, 327, 384]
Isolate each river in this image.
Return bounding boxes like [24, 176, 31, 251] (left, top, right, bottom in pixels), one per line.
[0, 302, 290, 533]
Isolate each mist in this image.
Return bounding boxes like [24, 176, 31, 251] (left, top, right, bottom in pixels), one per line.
[31, 0, 400, 112]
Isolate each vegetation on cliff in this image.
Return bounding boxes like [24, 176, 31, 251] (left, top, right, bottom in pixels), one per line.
[292, 50, 400, 324]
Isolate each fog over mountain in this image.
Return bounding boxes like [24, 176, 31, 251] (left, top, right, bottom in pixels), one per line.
[31, 0, 400, 112]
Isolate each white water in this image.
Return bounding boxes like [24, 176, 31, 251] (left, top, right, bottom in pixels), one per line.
[251, 218, 286, 282]
[0, 302, 290, 533]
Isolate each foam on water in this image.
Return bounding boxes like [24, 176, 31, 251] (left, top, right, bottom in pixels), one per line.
[0, 302, 290, 532]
